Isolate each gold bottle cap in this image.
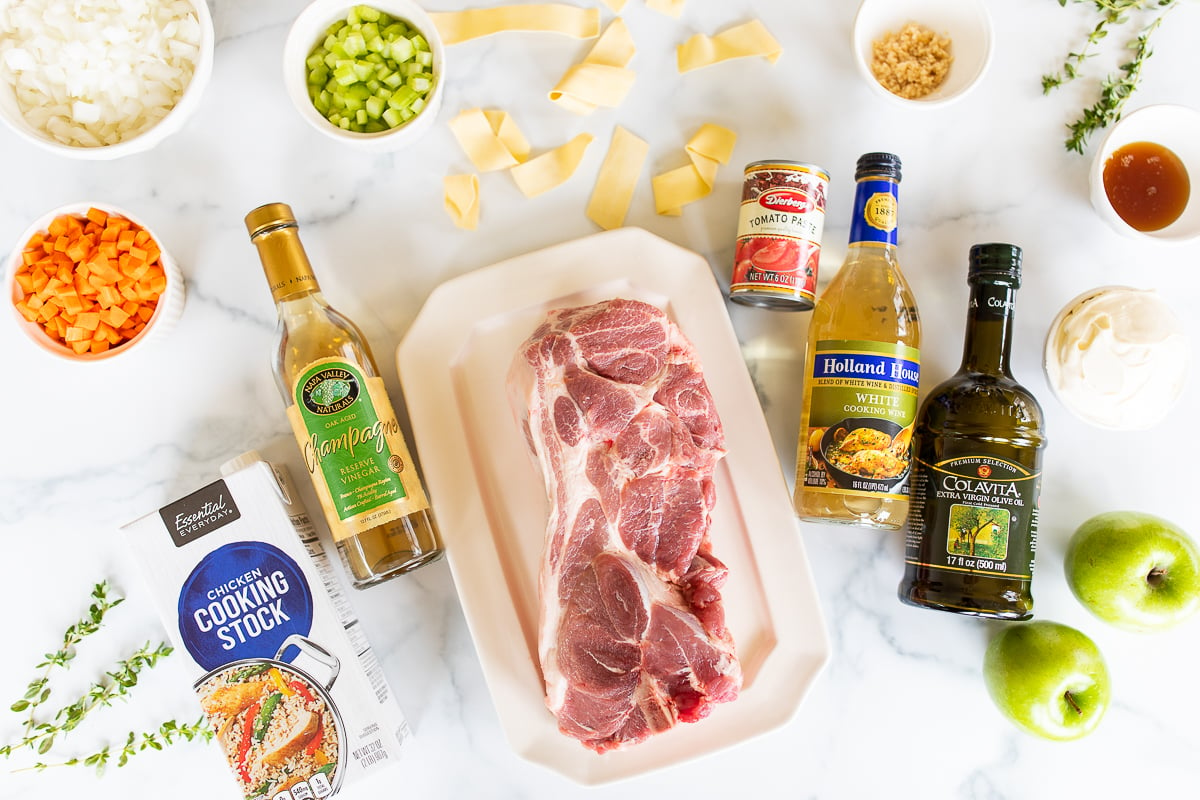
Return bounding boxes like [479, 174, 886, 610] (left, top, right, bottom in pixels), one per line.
[245, 203, 297, 239]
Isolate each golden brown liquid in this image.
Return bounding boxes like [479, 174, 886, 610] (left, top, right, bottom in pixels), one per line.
[1103, 141, 1190, 232]
[793, 244, 921, 528]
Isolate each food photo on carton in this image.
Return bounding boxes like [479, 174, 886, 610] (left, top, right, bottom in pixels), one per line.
[120, 451, 411, 800]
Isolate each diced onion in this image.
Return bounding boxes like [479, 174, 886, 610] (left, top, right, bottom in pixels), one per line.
[0, 0, 201, 147]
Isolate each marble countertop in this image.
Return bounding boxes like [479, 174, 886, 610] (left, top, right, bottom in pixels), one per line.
[2, 1, 1199, 798]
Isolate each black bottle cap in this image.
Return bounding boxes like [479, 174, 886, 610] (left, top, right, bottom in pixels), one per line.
[856, 152, 902, 182]
[969, 243, 1022, 288]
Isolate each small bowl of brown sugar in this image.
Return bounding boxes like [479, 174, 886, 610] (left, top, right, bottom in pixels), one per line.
[853, 0, 993, 107]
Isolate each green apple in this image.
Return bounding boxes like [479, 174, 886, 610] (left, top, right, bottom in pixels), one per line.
[1064, 511, 1200, 633]
[983, 621, 1109, 741]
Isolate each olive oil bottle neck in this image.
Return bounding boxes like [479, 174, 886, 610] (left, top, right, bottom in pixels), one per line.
[961, 281, 1016, 377]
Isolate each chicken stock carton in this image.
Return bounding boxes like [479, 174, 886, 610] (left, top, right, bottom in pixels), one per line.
[120, 451, 410, 800]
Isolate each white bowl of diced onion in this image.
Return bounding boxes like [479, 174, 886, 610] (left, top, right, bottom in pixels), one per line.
[284, 0, 444, 152]
[0, 0, 214, 160]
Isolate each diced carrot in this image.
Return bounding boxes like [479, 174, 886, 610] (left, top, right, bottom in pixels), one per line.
[11, 210, 166, 355]
[15, 300, 38, 322]
[100, 306, 130, 327]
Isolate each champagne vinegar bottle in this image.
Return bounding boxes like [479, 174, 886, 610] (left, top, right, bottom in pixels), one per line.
[793, 153, 921, 529]
[899, 244, 1045, 619]
[245, 203, 443, 588]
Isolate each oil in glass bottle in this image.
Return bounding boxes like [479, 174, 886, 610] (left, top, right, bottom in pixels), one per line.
[899, 243, 1046, 619]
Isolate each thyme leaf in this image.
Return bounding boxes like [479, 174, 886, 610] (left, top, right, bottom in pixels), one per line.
[1042, 0, 1180, 154]
[3, 580, 212, 774]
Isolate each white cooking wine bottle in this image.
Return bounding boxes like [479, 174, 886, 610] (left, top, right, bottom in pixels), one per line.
[245, 202, 443, 588]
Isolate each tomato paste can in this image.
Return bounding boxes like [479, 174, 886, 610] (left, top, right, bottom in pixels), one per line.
[730, 160, 829, 310]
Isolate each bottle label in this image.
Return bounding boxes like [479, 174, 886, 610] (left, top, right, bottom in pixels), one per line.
[801, 339, 920, 498]
[287, 358, 429, 542]
[968, 283, 1016, 320]
[904, 455, 1040, 580]
[849, 179, 898, 246]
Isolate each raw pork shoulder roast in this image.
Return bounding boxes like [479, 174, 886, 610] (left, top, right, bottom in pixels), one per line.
[510, 298, 742, 752]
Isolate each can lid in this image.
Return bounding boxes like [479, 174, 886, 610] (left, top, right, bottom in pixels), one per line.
[969, 242, 1022, 288]
[245, 203, 297, 239]
[855, 152, 902, 182]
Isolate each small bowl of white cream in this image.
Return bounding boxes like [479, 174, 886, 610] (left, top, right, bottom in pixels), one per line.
[1044, 286, 1190, 430]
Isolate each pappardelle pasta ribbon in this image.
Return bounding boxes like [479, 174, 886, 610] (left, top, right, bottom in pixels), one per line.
[430, 4, 601, 45]
[652, 123, 737, 215]
[549, 18, 637, 115]
[677, 19, 783, 73]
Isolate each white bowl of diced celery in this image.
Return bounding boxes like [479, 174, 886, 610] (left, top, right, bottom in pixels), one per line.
[284, 0, 444, 151]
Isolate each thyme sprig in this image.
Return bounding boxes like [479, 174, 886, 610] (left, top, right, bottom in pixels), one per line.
[1042, 0, 1181, 154]
[18, 717, 214, 776]
[9, 581, 123, 737]
[2, 580, 213, 774]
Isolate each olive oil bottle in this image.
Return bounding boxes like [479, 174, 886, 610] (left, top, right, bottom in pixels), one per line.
[899, 243, 1045, 619]
[245, 203, 443, 588]
[793, 153, 921, 529]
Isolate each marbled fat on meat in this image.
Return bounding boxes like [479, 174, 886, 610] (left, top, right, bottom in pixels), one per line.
[511, 299, 741, 752]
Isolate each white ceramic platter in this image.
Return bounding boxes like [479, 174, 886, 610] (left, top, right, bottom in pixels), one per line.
[396, 228, 830, 785]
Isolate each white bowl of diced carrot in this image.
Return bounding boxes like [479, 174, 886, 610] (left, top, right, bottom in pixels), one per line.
[6, 203, 185, 361]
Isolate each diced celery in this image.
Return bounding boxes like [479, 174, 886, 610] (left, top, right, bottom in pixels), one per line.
[387, 85, 417, 109]
[390, 37, 414, 63]
[343, 32, 367, 57]
[304, 5, 437, 134]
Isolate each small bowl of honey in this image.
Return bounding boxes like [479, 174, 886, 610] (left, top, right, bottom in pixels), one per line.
[1089, 104, 1199, 243]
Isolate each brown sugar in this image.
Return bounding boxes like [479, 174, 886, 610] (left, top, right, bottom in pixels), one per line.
[870, 23, 952, 100]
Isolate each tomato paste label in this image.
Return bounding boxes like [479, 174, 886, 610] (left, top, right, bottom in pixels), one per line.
[287, 358, 429, 542]
[800, 339, 920, 498]
[904, 455, 1040, 581]
[731, 161, 828, 309]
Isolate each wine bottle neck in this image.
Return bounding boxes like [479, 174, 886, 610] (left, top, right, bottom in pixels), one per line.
[961, 281, 1016, 376]
[251, 224, 321, 303]
[847, 174, 900, 249]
